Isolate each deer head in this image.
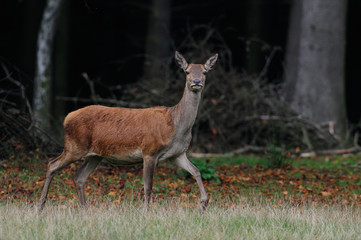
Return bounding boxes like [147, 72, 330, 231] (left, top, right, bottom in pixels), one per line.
[175, 51, 218, 92]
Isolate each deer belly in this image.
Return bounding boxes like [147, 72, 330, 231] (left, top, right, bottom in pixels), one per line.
[86, 149, 143, 165]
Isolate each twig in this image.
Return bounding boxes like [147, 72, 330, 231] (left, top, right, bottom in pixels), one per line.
[0, 99, 17, 106]
[259, 47, 280, 79]
[300, 148, 361, 157]
[55, 96, 147, 108]
[189, 152, 233, 158]
[354, 132, 360, 148]
[301, 127, 313, 149]
[190, 146, 361, 159]
[189, 145, 282, 158]
[1, 61, 35, 130]
[82, 73, 98, 103]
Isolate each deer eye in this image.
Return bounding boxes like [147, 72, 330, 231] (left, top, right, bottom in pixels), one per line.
[185, 71, 190, 74]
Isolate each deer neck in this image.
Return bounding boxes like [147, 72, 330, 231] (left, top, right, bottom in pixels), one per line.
[172, 85, 202, 136]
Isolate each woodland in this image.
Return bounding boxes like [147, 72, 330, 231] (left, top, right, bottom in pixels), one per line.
[1, 2, 361, 239]
[1, 0, 360, 155]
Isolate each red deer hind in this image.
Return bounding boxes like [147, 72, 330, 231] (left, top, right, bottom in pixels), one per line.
[39, 51, 218, 211]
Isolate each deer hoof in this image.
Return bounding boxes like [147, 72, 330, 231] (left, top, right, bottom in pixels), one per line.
[200, 198, 209, 212]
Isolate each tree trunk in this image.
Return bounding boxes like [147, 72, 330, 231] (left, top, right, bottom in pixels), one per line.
[53, 0, 69, 141]
[245, 0, 264, 74]
[143, 0, 171, 81]
[284, 0, 347, 138]
[33, 0, 63, 139]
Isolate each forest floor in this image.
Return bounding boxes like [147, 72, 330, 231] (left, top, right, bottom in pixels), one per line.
[1, 152, 361, 207]
[1, 152, 361, 239]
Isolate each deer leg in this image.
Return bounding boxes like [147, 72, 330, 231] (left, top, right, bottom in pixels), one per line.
[39, 151, 80, 210]
[143, 156, 157, 210]
[74, 156, 102, 207]
[175, 153, 209, 211]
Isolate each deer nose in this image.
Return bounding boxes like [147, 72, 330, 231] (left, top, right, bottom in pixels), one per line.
[193, 79, 201, 85]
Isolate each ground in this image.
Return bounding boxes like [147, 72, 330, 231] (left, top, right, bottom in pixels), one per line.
[1, 152, 361, 239]
[1, 151, 361, 207]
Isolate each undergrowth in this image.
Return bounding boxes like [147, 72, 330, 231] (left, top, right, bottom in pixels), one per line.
[177, 159, 220, 183]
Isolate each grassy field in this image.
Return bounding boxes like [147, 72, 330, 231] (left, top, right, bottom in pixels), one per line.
[1, 152, 361, 239]
[1, 201, 361, 240]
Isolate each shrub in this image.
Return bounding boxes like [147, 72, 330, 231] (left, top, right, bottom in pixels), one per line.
[178, 159, 220, 183]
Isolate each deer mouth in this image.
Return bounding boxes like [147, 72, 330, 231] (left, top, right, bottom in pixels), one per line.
[190, 84, 203, 91]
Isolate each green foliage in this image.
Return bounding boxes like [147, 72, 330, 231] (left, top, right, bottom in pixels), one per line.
[264, 130, 290, 168]
[194, 160, 220, 183]
[178, 160, 220, 183]
[265, 145, 289, 168]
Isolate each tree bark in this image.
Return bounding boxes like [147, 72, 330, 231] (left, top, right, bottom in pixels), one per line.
[33, 0, 64, 139]
[53, 0, 69, 141]
[284, 0, 347, 138]
[143, 0, 171, 80]
[246, 0, 264, 74]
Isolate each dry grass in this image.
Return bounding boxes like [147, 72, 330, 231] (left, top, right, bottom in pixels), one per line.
[1, 200, 360, 240]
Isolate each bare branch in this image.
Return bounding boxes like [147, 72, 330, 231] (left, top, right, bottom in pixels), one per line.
[56, 96, 147, 108]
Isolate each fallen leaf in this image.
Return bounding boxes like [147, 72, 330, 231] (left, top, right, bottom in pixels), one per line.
[211, 127, 217, 135]
[108, 191, 116, 197]
[35, 180, 44, 185]
[321, 191, 332, 197]
[169, 182, 178, 188]
[240, 176, 251, 181]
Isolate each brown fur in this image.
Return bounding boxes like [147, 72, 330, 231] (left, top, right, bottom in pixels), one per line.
[186, 64, 206, 79]
[63, 105, 175, 157]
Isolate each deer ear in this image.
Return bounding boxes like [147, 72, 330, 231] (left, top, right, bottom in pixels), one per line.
[175, 51, 188, 71]
[204, 53, 218, 72]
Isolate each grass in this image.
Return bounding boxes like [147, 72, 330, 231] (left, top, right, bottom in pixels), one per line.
[1, 152, 361, 239]
[1, 201, 360, 240]
[197, 154, 361, 170]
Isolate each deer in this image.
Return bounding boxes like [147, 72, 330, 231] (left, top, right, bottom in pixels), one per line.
[39, 51, 218, 211]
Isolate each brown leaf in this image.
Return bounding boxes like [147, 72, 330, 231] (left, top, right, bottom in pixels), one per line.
[35, 180, 44, 185]
[169, 182, 178, 188]
[239, 176, 251, 181]
[321, 191, 332, 197]
[211, 127, 217, 135]
[108, 191, 116, 197]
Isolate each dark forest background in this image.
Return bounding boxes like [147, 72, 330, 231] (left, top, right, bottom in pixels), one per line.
[1, 0, 360, 154]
